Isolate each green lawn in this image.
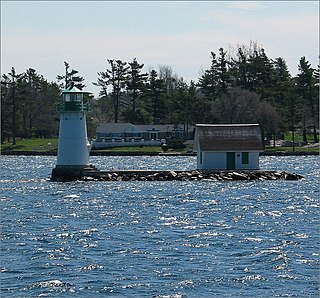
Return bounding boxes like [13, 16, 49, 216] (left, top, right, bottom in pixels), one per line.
[283, 132, 317, 143]
[95, 146, 164, 153]
[1, 138, 318, 154]
[1, 138, 58, 152]
[264, 145, 319, 153]
[0, 138, 169, 153]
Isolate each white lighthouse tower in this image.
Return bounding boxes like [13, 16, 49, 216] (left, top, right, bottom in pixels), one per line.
[51, 86, 94, 180]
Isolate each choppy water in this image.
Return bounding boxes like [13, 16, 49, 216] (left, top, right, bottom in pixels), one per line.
[1, 155, 319, 297]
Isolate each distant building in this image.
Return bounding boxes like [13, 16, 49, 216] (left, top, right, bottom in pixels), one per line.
[92, 122, 194, 148]
[193, 124, 264, 170]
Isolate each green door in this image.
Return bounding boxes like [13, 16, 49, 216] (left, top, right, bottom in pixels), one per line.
[226, 152, 235, 170]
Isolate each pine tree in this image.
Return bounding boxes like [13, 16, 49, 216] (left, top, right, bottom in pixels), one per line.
[247, 48, 274, 99]
[20, 68, 43, 137]
[1, 68, 22, 144]
[57, 61, 85, 90]
[94, 59, 129, 123]
[272, 57, 292, 134]
[145, 69, 166, 124]
[217, 47, 230, 95]
[198, 51, 219, 100]
[296, 57, 319, 143]
[1, 73, 12, 143]
[125, 58, 148, 123]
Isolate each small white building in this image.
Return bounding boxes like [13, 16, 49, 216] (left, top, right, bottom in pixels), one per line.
[193, 124, 264, 170]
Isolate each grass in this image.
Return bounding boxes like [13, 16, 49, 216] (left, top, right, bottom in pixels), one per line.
[1, 138, 318, 154]
[93, 145, 194, 154]
[0, 138, 179, 153]
[95, 146, 164, 153]
[1, 138, 58, 152]
[283, 132, 317, 143]
[264, 145, 319, 153]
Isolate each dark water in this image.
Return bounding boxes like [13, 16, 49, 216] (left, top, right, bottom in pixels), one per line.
[1, 155, 319, 297]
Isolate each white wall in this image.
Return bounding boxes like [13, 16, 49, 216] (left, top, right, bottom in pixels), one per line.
[57, 112, 91, 166]
[197, 152, 226, 170]
[235, 152, 260, 170]
[197, 151, 260, 170]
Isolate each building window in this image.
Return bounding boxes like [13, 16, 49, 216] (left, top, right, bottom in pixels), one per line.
[64, 94, 71, 102]
[242, 152, 249, 164]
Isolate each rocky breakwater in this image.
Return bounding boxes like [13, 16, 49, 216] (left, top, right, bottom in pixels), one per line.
[81, 170, 304, 182]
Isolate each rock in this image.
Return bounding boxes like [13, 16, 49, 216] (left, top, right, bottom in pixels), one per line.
[166, 171, 178, 180]
[122, 174, 130, 181]
[67, 169, 303, 182]
[284, 172, 303, 180]
[146, 174, 156, 181]
[274, 171, 283, 178]
[169, 170, 178, 177]
[82, 176, 92, 181]
[191, 170, 201, 177]
[221, 173, 233, 180]
[231, 172, 248, 180]
[103, 173, 112, 181]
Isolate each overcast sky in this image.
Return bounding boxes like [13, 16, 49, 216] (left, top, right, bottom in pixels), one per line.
[1, 1, 319, 97]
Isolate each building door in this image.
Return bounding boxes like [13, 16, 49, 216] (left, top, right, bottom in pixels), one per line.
[150, 132, 157, 140]
[226, 152, 235, 170]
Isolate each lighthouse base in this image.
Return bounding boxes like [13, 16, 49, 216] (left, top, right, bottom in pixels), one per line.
[51, 165, 98, 181]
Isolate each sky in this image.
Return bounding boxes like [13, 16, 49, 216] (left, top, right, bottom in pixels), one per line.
[1, 1, 319, 97]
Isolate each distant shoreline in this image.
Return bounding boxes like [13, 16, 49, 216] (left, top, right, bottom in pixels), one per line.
[1, 151, 318, 156]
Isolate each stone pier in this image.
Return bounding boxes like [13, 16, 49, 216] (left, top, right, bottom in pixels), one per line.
[68, 169, 304, 182]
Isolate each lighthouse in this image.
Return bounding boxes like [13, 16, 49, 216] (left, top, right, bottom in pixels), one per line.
[51, 86, 94, 181]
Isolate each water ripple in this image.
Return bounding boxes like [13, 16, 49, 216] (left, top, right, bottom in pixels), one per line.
[0, 155, 319, 297]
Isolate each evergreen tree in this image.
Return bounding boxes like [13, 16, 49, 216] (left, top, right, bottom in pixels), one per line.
[166, 78, 188, 125]
[175, 79, 192, 138]
[127, 58, 148, 111]
[124, 58, 148, 123]
[1, 67, 62, 141]
[247, 48, 274, 99]
[198, 51, 219, 100]
[229, 47, 249, 89]
[286, 81, 300, 150]
[20, 68, 43, 137]
[217, 47, 230, 95]
[35, 80, 60, 137]
[1, 73, 13, 143]
[296, 56, 319, 143]
[94, 59, 129, 123]
[272, 57, 292, 134]
[57, 61, 85, 90]
[1, 67, 22, 144]
[145, 69, 166, 123]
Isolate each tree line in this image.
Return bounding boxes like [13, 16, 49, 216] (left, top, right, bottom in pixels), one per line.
[1, 42, 319, 145]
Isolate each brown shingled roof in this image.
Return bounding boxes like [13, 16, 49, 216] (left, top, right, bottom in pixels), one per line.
[195, 124, 264, 151]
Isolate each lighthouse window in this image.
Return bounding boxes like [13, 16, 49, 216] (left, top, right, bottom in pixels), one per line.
[64, 94, 71, 102]
[70, 94, 76, 101]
